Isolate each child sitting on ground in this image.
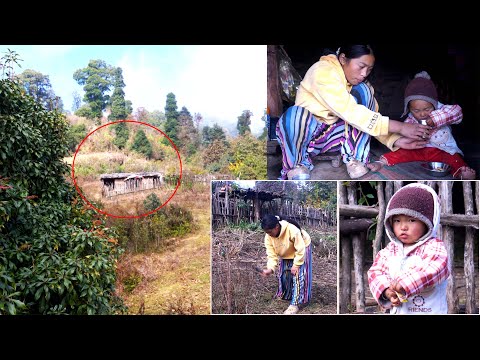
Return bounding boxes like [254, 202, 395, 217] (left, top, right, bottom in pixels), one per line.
[368, 71, 476, 179]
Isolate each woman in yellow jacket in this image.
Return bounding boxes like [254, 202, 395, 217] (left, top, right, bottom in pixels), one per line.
[278, 44, 431, 180]
[261, 214, 312, 314]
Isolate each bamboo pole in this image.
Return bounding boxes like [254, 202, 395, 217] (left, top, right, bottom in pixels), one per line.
[338, 204, 379, 217]
[347, 183, 365, 312]
[339, 183, 351, 314]
[352, 231, 365, 313]
[385, 181, 393, 206]
[476, 181, 479, 215]
[393, 181, 403, 193]
[462, 181, 476, 314]
[339, 204, 478, 227]
[373, 181, 385, 258]
[340, 218, 374, 234]
[439, 181, 458, 313]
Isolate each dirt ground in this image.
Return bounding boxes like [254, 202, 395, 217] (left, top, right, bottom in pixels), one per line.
[211, 226, 337, 314]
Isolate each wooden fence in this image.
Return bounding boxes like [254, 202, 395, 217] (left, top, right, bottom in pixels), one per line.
[212, 193, 336, 229]
[339, 180, 479, 314]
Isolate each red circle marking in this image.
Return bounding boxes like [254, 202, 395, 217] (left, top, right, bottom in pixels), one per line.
[71, 120, 182, 218]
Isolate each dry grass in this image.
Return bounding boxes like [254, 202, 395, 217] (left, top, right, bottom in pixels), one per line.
[72, 151, 180, 177]
[115, 183, 211, 315]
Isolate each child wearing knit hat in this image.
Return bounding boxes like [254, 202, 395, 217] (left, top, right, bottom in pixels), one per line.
[367, 183, 450, 314]
[368, 71, 476, 179]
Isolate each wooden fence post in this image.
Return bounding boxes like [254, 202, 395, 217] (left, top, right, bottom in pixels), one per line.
[462, 181, 476, 314]
[347, 182, 365, 313]
[267, 45, 283, 118]
[373, 181, 385, 258]
[339, 183, 351, 314]
[439, 181, 458, 313]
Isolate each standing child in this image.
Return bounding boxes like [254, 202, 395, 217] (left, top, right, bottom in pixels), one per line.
[367, 183, 450, 314]
[261, 214, 312, 314]
[368, 71, 476, 179]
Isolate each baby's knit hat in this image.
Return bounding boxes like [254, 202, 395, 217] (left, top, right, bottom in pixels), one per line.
[384, 184, 435, 234]
[401, 71, 438, 117]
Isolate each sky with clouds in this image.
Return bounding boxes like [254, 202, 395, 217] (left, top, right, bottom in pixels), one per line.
[0, 45, 267, 136]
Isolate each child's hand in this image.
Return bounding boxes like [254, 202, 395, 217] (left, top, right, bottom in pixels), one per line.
[426, 118, 435, 127]
[291, 265, 299, 276]
[384, 288, 402, 307]
[390, 280, 408, 303]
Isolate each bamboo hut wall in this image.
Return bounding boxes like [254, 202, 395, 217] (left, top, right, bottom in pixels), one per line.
[102, 176, 163, 197]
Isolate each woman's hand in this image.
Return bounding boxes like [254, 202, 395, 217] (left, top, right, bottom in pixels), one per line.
[394, 136, 429, 149]
[262, 268, 274, 277]
[290, 265, 299, 276]
[389, 120, 431, 140]
[400, 122, 431, 140]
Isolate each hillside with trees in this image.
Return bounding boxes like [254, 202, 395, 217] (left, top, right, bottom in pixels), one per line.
[1, 49, 266, 314]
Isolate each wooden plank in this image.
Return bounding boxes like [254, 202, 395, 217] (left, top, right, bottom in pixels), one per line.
[267, 45, 283, 117]
[347, 183, 365, 312]
[462, 181, 476, 314]
[338, 183, 351, 314]
[339, 218, 374, 234]
[373, 181, 385, 257]
[352, 232, 365, 313]
[339, 204, 478, 227]
[439, 181, 458, 314]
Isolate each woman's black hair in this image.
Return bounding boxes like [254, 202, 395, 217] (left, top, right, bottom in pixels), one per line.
[337, 44, 374, 59]
[261, 214, 302, 232]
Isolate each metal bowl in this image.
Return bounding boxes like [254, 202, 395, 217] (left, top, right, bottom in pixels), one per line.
[421, 162, 451, 177]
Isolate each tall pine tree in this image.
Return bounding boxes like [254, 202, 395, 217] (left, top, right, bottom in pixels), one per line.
[236, 110, 252, 136]
[108, 67, 129, 121]
[131, 129, 153, 159]
[163, 92, 179, 146]
[177, 106, 199, 157]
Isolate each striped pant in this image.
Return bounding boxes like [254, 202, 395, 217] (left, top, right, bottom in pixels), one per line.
[276, 82, 375, 179]
[276, 244, 312, 306]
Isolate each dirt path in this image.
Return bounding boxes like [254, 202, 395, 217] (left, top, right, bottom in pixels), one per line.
[120, 192, 211, 315]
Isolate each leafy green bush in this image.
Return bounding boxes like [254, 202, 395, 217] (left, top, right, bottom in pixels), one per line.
[66, 123, 87, 153]
[116, 204, 195, 253]
[228, 220, 260, 232]
[143, 193, 161, 212]
[0, 76, 126, 314]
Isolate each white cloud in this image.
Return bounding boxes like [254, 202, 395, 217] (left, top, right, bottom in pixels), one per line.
[177, 45, 267, 136]
[117, 50, 166, 111]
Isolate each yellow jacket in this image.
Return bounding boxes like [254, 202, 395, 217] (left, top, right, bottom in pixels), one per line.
[264, 220, 312, 271]
[295, 54, 401, 150]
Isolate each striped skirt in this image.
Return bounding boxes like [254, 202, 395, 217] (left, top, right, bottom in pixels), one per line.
[275, 244, 312, 306]
[276, 82, 375, 179]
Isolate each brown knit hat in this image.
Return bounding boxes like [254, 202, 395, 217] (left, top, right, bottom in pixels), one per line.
[384, 185, 434, 232]
[401, 71, 438, 117]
